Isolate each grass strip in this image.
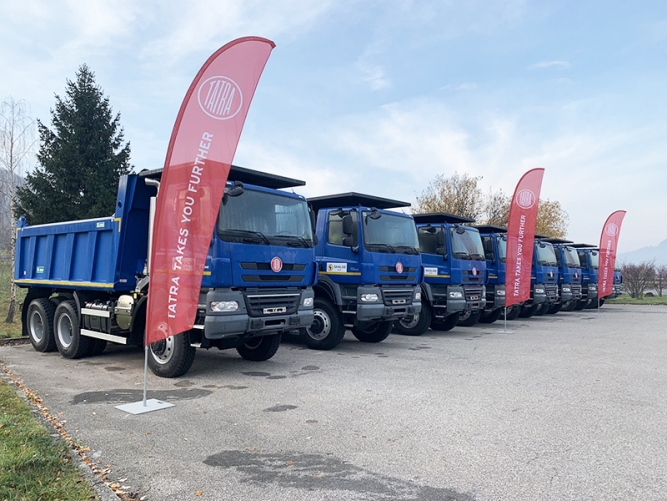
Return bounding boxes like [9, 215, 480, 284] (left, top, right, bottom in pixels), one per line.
[0, 376, 99, 501]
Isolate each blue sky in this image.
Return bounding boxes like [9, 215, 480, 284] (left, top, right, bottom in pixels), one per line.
[1, 0, 665, 253]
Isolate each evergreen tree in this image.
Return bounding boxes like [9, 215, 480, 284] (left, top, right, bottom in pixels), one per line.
[14, 64, 131, 225]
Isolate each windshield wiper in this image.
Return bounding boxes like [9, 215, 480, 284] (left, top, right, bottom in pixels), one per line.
[453, 251, 471, 260]
[470, 253, 485, 260]
[285, 236, 312, 248]
[367, 243, 396, 253]
[394, 245, 419, 255]
[222, 229, 271, 245]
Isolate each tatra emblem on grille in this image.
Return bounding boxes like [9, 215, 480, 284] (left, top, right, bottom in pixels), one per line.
[395, 262, 404, 274]
[271, 257, 283, 273]
[263, 307, 287, 314]
[472, 267, 477, 276]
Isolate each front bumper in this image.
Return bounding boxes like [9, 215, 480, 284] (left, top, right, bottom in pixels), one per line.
[203, 288, 315, 339]
[356, 285, 421, 321]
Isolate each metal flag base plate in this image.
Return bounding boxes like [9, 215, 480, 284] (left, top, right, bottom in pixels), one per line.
[116, 399, 175, 415]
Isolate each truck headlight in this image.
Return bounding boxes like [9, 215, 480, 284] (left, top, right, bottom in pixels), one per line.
[562, 286, 571, 293]
[496, 289, 505, 296]
[414, 291, 421, 301]
[210, 301, 239, 312]
[449, 291, 463, 299]
[534, 287, 545, 294]
[360, 293, 379, 302]
[303, 297, 314, 307]
[589, 284, 597, 290]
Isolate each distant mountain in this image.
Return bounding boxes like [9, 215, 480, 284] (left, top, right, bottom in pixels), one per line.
[617, 239, 667, 266]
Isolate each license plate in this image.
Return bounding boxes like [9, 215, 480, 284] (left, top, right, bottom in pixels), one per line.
[263, 307, 286, 314]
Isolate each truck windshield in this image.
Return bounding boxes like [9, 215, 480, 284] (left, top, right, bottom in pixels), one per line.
[362, 212, 419, 254]
[449, 227, 485, 261]
[497, 235, 506, 263]
[563, 247, 580, 268]
[536, 243, 558, 266]
[590, 251, 599, 269]
[217, 188, 314, 246]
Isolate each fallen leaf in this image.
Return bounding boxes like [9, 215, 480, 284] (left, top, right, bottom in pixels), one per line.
[195, 491, 203, 496]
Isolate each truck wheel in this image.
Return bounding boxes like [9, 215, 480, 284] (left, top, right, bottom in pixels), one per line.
[302, 298, 345, 350]
[518, 304, 540, 318]
[27, 298, 57, 352]
[89, 339, 107, 356]
[505, 305, 521, 320]
[237, 334, 281, 361]
[54, 300, 93, 359]
[351, 321, 393, 343]
[430, 312, 460, 331]
[393, 303, 432, 336]
[547, 303, 562, 314]
[479, 308, 503, 324]
[599, 299, 606, 307]
[458, 310, 482, 327]
[147, 333, 196, 378]
[534, 303, 549, 316]
[585, 300, 599, 309]
[574, 300, 587, 310]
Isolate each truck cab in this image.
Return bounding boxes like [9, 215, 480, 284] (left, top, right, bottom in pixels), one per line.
[610, 267, 623, 300]
[571, 244, 599, 309]
[16, 166, 317, 378]
[540, 238, 582, 313]
[476, 225, 509, 323]
[526, 238, 560, 316]
[303, 193, 422, 350]
[394, 213, 486, 336]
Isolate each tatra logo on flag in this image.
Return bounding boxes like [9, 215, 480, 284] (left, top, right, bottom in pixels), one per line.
[504, 168, 545, 308]
[145, 37, 275, 345]
[598, 210, 626, 299]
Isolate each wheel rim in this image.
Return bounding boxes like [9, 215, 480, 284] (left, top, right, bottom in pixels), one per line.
[57, 313, 73, 348]
[29, 311, 45, 342]
[243, 337, 263, 351]
[399, 314, 420, 329]
[459, 310, 471, 322]
[307, 309, 331, 341]
[150, 337, 174, 365]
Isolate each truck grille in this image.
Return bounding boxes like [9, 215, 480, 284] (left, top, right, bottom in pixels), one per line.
[463, 285, 484, 302]
[570, 284, 582, 297]
[462, 269, 484, 283]
[381, 288, 413, 306]
[244, 290, 301, 317]
[545, 283, 559, 300]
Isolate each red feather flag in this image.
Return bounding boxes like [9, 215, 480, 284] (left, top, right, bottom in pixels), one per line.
[597, 210, 626, 298]
[504, 168, 545, 308]
[146, 37, 275, 345]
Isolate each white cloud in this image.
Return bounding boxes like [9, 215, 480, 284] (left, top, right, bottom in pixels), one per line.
[530, 60, 571, 70]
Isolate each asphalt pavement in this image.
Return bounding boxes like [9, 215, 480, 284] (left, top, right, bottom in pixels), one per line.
[1, 304, 666, 501]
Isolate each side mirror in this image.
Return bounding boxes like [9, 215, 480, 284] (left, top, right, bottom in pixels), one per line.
[436, 230, 446, 247]
[342, 214, 355, 235]
[342, 236, 354, 247]
[312, 234, 318, 245]
[436, 247, 448, 259]
[222, 183, 244, 205]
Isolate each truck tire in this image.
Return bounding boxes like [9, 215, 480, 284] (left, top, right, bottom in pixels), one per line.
[585, 300, 599, 309]
[302, 298, 345, 350]
[430, 312, 460, 331]
[599, 299, 606, 307]
[505, 305, 521, 320]
[237, 334, 281, 361]
[89, 339, 107, 356]
[574, 300, 587, 310]
[519, 304, 540, 318]
[393, 303, 432, 336]
[54, 300, 93, 359]
[479, 308, 503, 324]
[534, 303, 549, 316]
[547, 303, 562, 314]
[27, 298, 57, 353]
[147, 333, 196, 378]
[458, 310, 482, 327]
[351, 321, 393, 343]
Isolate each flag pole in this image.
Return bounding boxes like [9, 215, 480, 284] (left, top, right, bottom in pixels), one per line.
[117, 180, 174, 415]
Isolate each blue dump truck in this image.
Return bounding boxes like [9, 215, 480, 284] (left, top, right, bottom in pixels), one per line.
[540, 238, 583, 313]
[302, 193, 422, 349]
[15, 166, 316, 377]
[517, 238, 557, 318]
[571, 244, 599, 310]
[393, 213, 486, 336]
[476, 225, 510, 323]
[610, 266, 623, 301]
